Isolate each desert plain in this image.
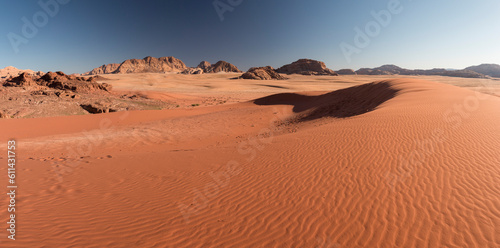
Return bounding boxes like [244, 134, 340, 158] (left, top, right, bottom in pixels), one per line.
[0, 72, 499, 247]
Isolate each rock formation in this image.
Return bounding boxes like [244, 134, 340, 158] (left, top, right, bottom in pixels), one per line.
[2, 73, 38, 87]
[3, 71, 112, 93]
[240, 66, 287, 80]
[181, 68, 204, 75]
[206, 61, 242, 73]
[465, 64, 500, 78]
[182, 60, 242, 74]
[86, 63, 120, 75]
[84, 56, 187, 75]
[276, 59, 338, 76]
[114, 56, 187, 74]
[0, 66, 43, 79]
[336, 69, 357, 75]
[197, 61, 212, 71]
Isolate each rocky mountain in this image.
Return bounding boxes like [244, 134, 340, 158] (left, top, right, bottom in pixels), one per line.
[182, 60, 242, 74]
[0, 66, 43, 79]
[276, 59, 338, 76]
[85, 56, 187, 75]
[206, 61, 242, 73]
[465, 64, 500, 78]
[197, 61, 212, 71]
[240, 66, 287, 80]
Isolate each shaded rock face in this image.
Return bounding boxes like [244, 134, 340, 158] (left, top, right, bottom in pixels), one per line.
[86, 63, 120, 75]
[2, 73, 38, 87]
[336, 69, 357, 75]
[206, 61, 242, 73]
[80, 102, 123, 114]
[181, 68, 204, 75]
[276, 59, 338, 76]
[240, 66, 287, 80]
[84, 56, 187, 75]
[465, 64, 500, 78]
[197, 61, 212, 70]
[3, 71, 112, 93]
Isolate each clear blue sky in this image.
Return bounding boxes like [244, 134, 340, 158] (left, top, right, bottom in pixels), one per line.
[1, 0, 499, 74]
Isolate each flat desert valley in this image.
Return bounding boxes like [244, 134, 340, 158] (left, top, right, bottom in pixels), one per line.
[1, 73, 500, 247]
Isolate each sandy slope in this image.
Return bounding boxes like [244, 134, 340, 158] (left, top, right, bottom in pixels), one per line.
[0, 78, 499, 247]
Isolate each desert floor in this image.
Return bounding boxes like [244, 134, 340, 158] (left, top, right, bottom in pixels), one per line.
[0, 74, 499, 247]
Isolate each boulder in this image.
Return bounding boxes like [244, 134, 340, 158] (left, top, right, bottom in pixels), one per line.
[80, 103, 118, 114]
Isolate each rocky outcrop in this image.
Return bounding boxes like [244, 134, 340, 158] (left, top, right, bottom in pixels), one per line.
[197, 61, 212, 71]
[181, 68, 204, 75]
[2, 73, 38, 87]
[276, 59, 338, 76]
[465, 64, 500, 78]
[3, 71, 112, 93]
[0, 66, 43, 79]
[206, 61, 242, 73]
[181, 60, 241, 74]
[240, 66, 287, 80]
[80, 102, 125, 114]
[84, 56, 187, 75]
[336, 69, 357, 75]
[114, 56, 187, 74]
[85, 63, 120, 75]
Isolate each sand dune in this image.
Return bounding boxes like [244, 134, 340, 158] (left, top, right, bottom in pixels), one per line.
[0, 78, 499, 247]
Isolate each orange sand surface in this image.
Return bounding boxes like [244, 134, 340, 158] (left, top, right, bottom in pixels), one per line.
[0, 76, 499, 247]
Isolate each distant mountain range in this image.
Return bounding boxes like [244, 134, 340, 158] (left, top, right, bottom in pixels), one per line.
[2, 60, 500, 80]
[348, 64, 500, 78]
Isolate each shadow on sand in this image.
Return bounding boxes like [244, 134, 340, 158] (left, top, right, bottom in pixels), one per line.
[253, 81, 399, 121]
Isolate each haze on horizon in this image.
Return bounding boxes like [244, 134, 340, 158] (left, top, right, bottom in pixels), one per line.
[1, 0, 499, 74]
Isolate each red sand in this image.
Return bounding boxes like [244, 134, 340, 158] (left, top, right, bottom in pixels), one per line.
[0, 78, 499, 247]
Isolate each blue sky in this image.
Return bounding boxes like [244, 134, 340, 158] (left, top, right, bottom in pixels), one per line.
[1, 0, 499, 74]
